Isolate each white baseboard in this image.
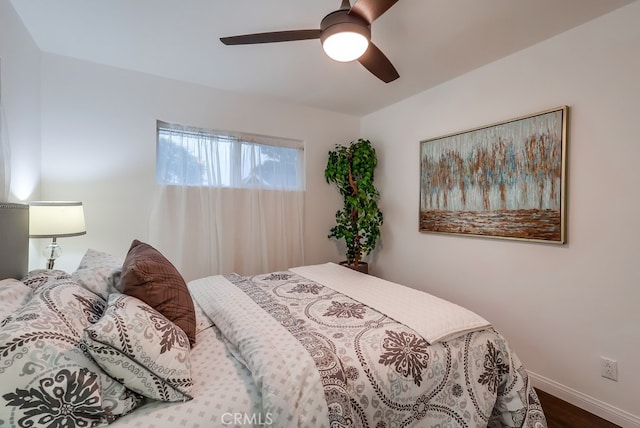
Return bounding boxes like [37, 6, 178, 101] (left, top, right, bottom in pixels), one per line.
[528, 371, 640, 428]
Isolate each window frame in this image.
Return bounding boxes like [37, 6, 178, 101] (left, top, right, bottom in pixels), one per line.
[156, 121, 305, 190]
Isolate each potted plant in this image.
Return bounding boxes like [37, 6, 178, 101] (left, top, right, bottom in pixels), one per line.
[325, 138, 383, 273]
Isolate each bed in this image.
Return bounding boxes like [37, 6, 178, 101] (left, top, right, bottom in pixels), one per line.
[0, 240, 547, 428]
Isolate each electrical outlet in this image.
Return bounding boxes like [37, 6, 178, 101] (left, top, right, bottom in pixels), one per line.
[600, 357, 618, 381]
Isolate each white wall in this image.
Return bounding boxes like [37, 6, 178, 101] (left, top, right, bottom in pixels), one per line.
[0, 0, 41, 201]
[39, 54, 358, 272]
[362, 2, 640, 425]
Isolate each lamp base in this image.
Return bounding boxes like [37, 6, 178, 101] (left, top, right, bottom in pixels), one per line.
[43, 237, 61, 270]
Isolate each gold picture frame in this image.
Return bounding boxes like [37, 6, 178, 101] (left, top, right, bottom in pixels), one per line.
[419, 106, 568, 243]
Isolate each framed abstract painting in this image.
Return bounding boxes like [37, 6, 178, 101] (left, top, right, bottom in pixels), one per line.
[419, 106, 568, 243]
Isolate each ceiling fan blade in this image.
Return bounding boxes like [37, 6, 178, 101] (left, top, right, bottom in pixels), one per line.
[358, 42, 399, 83]
[220, 29, 321, 45]
[349, 0, 399, 24]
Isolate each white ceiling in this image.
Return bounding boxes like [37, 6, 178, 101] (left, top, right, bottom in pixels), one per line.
[9, 0, 635, 116]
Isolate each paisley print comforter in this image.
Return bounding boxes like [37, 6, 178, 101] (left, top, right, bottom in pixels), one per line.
[188, 266, 547, 428]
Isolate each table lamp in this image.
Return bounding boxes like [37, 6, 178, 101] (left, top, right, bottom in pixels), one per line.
[29, 201, 86, 269]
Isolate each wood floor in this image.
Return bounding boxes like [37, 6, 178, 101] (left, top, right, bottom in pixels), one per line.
[535, 388, 620, 428]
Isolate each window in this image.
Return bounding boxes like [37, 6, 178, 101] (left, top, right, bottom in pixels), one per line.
[151, 121, 306, 280]
[156, 121, 304, 190]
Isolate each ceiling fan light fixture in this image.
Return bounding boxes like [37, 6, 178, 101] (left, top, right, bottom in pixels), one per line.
[322, 27, 369, 62]
[320, 10, 371, 62]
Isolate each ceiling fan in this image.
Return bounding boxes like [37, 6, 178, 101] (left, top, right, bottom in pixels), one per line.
[220, 0, 400, 83]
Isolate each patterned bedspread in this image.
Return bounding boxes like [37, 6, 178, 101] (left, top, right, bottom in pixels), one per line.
[189, 267, 547, 428]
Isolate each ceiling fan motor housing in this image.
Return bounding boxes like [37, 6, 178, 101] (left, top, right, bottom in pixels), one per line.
[320, 9, 371, 45]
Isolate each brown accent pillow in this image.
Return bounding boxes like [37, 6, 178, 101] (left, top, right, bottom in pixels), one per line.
[120, 239, 196, 346]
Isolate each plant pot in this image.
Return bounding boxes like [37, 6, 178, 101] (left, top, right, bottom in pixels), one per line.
[339, 261, 369, 275]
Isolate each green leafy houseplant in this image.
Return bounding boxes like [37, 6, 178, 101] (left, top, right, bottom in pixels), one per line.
[325, 138, 383, 267]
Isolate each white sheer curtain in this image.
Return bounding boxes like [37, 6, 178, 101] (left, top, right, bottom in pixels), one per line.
[149, 123, 305, 281]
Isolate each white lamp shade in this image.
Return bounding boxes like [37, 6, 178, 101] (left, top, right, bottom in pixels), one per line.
[29, 201, 86, 238]
[320, 17, 370, 63]
[322, 31, 369, 62]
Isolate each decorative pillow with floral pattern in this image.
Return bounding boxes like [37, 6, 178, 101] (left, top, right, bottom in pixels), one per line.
[83, 293, 193, 402]
[0, 278, 142, 427]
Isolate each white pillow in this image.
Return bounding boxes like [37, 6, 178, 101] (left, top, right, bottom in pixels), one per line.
[83, 293, 193, 402]
[72, 249, 123, 299]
